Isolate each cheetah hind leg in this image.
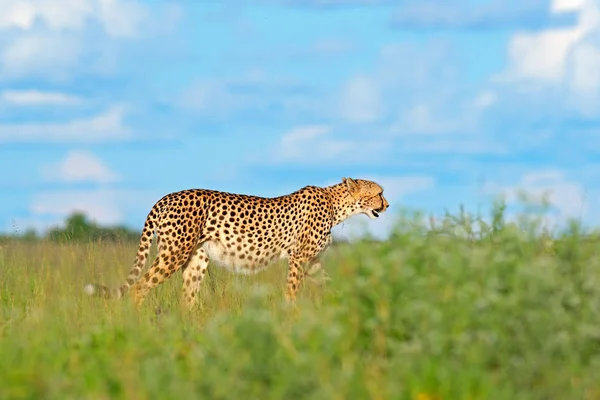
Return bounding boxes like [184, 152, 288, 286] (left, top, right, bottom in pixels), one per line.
[130, 244, 192, 307]
[180, 245, 209, 310]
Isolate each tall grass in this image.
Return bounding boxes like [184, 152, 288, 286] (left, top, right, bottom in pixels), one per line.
[1, 207, 600, 399]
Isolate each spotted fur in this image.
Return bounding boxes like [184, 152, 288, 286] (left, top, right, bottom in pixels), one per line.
[84, 177, 389, 308]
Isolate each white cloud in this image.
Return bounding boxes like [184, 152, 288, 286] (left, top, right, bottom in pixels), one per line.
[484, 170, 589, 228]
[473, 90, 497, 109]
[552, 0, 586, 13]
[393, 103, 473, 135]
[0, 89, 82, 106]
[388, 102, 504, 156]
[0, 2, 36, 30]
[272, 125, 388, 164]
[42, 150, 120, 183]
[333, 40, 502, 155]
[31, 189, 124, 226]
[0, 0, 99, 32]
[402, 138, 507, 155]
[503, 27, 581, 82]
[338, 74, 383, 123]
[0, 0, 170, 81]
[0, 0, 148, 37]
[0, 105, 132, 143]
[567, 40, 600, 112]
[275, 0, 389, 6]
[97, 0, 149, 38]
[499, 0, 600, 112]
[377, 41, 458, 89]
[392, 0, 583, 31]
[178, 74, 317, 120]
[279, 125, 330, 152]
[29, 188, 159, 229]
[0, 34, 82, 79]
[179, 79, 235, 113]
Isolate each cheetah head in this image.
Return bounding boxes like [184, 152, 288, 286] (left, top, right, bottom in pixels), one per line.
[342, 177, 389, 219]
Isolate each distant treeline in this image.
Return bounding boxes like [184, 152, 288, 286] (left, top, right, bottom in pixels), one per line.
[0, 211, 364, 246]
[2, 202, 594, 246]
[1, 212, 141, 244]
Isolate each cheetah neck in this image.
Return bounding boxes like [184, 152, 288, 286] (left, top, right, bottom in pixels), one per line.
[323, 183, 361, 226]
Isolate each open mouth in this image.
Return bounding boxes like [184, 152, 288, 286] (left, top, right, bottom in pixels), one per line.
[372, 210, 380, 218]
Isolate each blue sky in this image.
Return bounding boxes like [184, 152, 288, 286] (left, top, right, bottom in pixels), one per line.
[1, 0, 599, 239]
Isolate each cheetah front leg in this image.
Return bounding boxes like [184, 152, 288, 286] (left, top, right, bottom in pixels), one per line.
[285, 255, 325, 302]
[286, 233, 333, 301]
[304, 260, 331, 285]
[303, 232, 333, 285]
[181, 245, 209, 309]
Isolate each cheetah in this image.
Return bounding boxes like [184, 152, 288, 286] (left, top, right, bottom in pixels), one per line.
[84, 177, 389, 308]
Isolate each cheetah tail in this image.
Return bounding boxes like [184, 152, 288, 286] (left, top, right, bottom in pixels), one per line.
[83, 207, 158, 300]
[83, 282, 121, 299]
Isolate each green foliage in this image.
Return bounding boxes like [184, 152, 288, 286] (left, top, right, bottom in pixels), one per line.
[46, 212, 140, 243]
[1, 206, 600, 399]
[0, 212, 141, 244]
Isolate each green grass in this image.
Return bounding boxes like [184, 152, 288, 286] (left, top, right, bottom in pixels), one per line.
[1, 210, 600, 400]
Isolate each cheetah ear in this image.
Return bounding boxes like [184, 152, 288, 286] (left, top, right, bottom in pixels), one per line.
[342, 177, 360, 194]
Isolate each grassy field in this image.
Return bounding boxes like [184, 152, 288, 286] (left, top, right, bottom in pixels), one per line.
[1, 210, 600, 399]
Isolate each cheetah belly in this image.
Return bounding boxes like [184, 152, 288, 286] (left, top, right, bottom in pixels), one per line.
[201, 240, 288, 275]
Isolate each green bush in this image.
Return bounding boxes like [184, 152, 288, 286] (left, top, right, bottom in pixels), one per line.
[1, 206, 599, 399]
